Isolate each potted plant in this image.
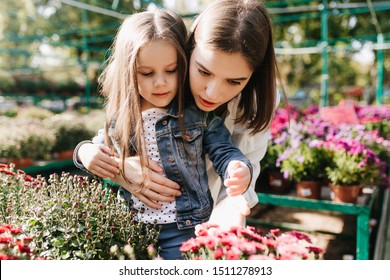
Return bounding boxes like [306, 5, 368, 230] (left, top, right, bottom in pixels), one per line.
[325, 137, 386, 203]
[261, 139, 292, 193]
[276, 118, 332, 200]
[18, 118, 56, 161]
[357, 105, 390, 139]
[0, 117, 55, 165]
[44, 113, 95, 160]
[260, 108, 291, 193]
[278, 139, 331, 199]
[0, 125, 27, 162]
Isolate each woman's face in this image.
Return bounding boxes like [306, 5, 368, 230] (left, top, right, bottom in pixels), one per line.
[189, 43, 253, 112]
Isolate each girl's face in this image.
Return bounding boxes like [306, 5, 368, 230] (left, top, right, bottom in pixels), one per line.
[137, 40, 178, 111]
[189, 43, 253, 112]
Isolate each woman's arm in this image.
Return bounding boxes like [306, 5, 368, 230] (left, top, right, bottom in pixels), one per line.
[111, 157, 182, 209]
[73, 129, 181, 209]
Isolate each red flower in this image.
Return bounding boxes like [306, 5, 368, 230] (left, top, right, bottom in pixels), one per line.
[16, 240, 32, 254]
[0, 168, 16, 176]
[17, 169, 26, 176]
[24, 175, 34, 182]
[288, 231, 312, 243]
[110, 226, 117, 232]
[0, 236, 13, 244]
[307, 246, 324, 254]
[0, 254, 18, 260]
[180, 238, 199, 252]
[195, 226, 208, 237]
[10, 227, 23, 234]
[0, 226, 12, 234]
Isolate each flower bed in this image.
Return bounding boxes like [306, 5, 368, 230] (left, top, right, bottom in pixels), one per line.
[0, 163, 159, 260]
[0, 163, 326, 260]
[262, 104, 389, 191]
[181, 223, 323, 260]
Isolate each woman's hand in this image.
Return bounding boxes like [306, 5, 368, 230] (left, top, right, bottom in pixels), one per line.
[78, 143, 181, 209]
[224, 160, 251, 196]
[78, 143, 120, 178]
[113, 157, 182, 209]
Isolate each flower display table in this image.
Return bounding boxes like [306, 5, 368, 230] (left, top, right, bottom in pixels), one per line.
[246, 187, 380, 260]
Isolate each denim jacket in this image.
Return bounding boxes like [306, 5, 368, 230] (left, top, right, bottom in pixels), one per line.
[74, 99, 252, 229]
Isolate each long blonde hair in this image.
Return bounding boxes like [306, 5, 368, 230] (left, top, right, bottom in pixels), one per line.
[100, 9, 187, 177]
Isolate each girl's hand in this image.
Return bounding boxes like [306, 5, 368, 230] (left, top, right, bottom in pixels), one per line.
[78, 143, 120, 178]
[114, 157, 182, 209]
[224, 160, 251, 196]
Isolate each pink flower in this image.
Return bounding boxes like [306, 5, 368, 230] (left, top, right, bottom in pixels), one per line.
[195, 224, 209, 237]
[213, 248, 224, 259]
[225, 247, 240, 260]
[180, 238, 200, 252]
[249, 254, 275, 260]
[205, 238, 216, 249]
[181, 224, 324, 260]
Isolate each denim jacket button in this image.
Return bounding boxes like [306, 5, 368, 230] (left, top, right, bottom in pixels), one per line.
[185, 220, 191, 225]
[162, 120, 168, 125]
[168, 157, 174, 163]
[184, 133, 190, 140]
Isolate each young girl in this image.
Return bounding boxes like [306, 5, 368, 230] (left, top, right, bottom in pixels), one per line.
[76, 0, 280, 237]
[74, 9, 252, 260]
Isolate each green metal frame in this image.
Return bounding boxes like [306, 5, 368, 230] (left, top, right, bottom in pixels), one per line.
[246, 188, 378, 260]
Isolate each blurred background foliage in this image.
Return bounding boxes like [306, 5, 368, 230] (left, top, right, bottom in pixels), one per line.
[0, 0, 389, 108]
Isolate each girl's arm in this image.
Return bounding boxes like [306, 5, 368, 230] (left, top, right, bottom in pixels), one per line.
[75, 141, 120, 178]
[207, 116, 270, 227]
[73, 128, 120, 178]
[210, 92, 279, 208]
[208, 94, 278, 228]
[230, 127, 270, 207]
[207, 126, 269, 206]
[207, 98, 271, 208]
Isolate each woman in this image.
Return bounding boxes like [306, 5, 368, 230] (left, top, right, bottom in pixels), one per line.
[74, 0, 280, 227]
